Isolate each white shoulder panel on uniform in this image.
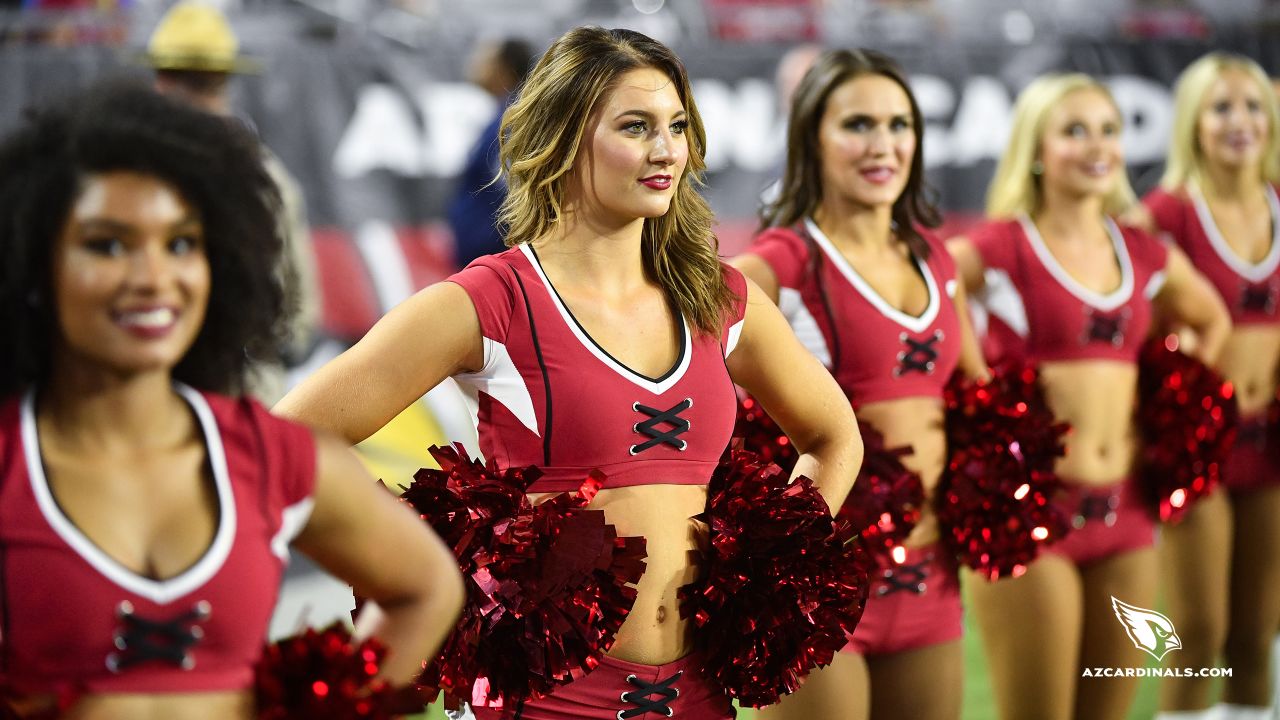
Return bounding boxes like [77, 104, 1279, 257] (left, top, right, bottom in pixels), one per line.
[778, 287, 833, 367]
[453, 337, 540, 436]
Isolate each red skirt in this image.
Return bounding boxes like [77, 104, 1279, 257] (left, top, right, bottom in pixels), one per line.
[1046, 479, 1155, 567]
[470, 652, 734, 719]
[843, 543, 963, 656]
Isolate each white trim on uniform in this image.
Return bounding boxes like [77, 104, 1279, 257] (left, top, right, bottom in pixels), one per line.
[724, 319, 745, 359]
[1189, 182, 1280, 283]
[21, 383, 237, 605]
[803, 217, 941, 334]
[1019, 215, 1135, 311]
[980, 267, 1031, 339]
[777, 287, 833, 366]
[519, 244, 693, 394]
[453, 337, 542, 437]
[271, 497, 316, 562]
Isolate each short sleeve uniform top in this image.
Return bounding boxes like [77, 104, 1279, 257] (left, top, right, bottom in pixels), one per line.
[746, 218, 961, 406]
[447, 245, 749, 492]
[1144, 184, 1280, 326]
[0, 386, 317, 696]
[967, 216, 1169, 365]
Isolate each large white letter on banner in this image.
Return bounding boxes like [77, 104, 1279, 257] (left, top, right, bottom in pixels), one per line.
[333, 84, 426, 178]
[1106, 75, 1174, 165]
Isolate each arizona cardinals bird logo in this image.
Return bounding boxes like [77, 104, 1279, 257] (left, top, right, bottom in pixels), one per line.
[1111, 596, 1182, 661]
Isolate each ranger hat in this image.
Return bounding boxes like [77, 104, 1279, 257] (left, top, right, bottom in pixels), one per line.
[143, 2, 259, 74]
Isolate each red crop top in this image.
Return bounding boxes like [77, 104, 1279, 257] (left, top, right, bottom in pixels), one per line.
[747, 219, 961, 406]
[968, 216, 1169, 365]
[1144, 184, 1280, 326]
[0, 385, 316, 697]
[447, 245, 748, 492]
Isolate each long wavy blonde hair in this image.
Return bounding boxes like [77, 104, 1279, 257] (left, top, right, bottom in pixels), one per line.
[986, 73, 1136, 219]
[1160, 52, 1280, 193]
[497, 26, 733, 335]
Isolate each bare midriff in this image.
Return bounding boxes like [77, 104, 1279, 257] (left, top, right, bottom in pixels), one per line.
[47, 689, 254, 720]
[1038, 360, 1138, 486]
[529, 483, 708, 666]
[1217, 326, 1280, 416]
[855, 396, 946, 549]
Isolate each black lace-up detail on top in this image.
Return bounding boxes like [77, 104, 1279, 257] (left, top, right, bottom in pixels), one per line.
[630, 399, 692, 455]
[876, 557, 932, 597]
[1241, 283, 1278, 315]
[1082, 308, 1129, 348]
[618, 670, 682, 718]
[894, 330, 944, 377]
[106, 600, 210, 673]
[1073, 491, 1120, 529]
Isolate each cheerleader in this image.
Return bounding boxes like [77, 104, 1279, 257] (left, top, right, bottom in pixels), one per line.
[276, 27, 862, 720]
[0, 82, 463, 719]
[1138, 53, 1280, 720]
[947, 73, 1231, 720]
[734, 49, 988, 720]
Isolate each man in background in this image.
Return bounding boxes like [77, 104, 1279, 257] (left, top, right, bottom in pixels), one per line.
[447, 37, 534, 268]
[145, 0, 320, 404]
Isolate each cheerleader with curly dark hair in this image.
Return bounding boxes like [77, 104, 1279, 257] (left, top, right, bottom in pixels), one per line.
[0, 81, 463, 719]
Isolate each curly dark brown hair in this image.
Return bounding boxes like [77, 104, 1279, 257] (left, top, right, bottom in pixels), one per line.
[0, 80, 285, 397]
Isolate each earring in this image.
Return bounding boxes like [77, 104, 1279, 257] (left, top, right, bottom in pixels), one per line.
[1031, 160, 1044, 176]
[24, 289, 40, 308]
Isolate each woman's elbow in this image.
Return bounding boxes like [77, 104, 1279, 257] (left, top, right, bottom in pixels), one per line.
[821, 402, 863, 482]
[847, 414, 864, 472]
[428, 545, 466, 621]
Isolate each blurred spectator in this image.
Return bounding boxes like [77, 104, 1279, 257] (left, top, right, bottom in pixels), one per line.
[145, 0, 319, 403]
[860, 0, 946, 43]
[446, 37, 534, 268]
[760, 44, 821, 208]
[775, 42, 822, 114]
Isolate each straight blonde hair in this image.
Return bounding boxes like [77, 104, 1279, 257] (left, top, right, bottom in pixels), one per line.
[1160, 52, 1280, 192]
[497, 26, 734, 335]
[986, 73, 1137, 219]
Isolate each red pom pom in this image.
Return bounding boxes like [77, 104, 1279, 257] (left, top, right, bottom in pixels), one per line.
[837, 424, 924, 573]
[400, 445, 646, 710]
[733, 394, 800, 470]
[937, 364, 1071, 580]
[737, 394, 922, 572]
[680, 451, 869, 708]
[1137, 336, 1239, 523]
[255, 623, 417, 719]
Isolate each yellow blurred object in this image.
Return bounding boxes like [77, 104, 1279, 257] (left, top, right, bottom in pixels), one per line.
[353, 398, 449, 489]
[143, 1, 259, 73]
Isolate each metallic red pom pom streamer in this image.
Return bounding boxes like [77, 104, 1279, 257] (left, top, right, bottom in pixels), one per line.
[937, 364, 1070, 580]
[734, 394, 923, 573]
[680, 450, 869, 708]
[1137, 336, 1238, 523]
[837, 424, 924, 574]
[399, 444, 646, 710]
[255, 623, 422, 719]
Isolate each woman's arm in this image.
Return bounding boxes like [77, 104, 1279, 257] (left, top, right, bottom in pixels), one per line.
[292, 435, 465, 684]
[730, 253, 781, 305]
[274, 281, 484, 444]
[1118, 203, 1158, 235]
[952, 280, 992, 382]
[1154, 246, 1232, 366]
[726, 279, 862, 513]
[945, 236, 987, 294]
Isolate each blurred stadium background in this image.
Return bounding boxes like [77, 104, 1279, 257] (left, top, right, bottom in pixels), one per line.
[3, 1, 1272, 717]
